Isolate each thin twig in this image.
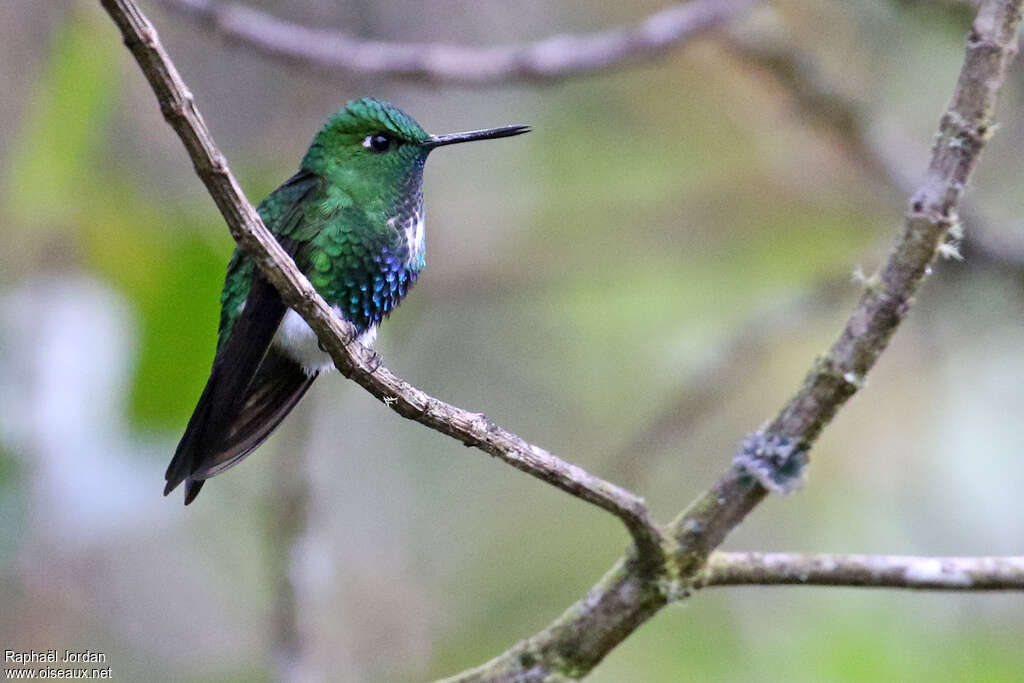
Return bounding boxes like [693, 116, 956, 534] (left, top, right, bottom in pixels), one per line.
[697, 552, 1024, 591]
[99, 0, 664, 566]
[154, 0, 763, 84]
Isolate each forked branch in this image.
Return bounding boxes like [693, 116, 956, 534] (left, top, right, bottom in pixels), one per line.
[442, 1, 1024, 680]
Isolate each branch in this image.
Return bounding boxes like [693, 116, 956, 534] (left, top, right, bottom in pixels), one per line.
[698, 553, 1024, 591]
[442, 2, 1024, 680]
[722, 24, 1024, 270]
[99, 0, 664, 565]
[154, 0, 763, 84]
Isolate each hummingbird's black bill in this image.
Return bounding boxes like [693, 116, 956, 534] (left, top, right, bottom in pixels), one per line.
[423, 125, 531, 149]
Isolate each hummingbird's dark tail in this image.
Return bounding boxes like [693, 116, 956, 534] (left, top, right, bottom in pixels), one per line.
[165, 265, 319, 504]
[165, 348, 317, 504]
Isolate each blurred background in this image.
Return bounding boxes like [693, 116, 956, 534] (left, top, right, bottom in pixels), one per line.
[2, 0, 1023, 680]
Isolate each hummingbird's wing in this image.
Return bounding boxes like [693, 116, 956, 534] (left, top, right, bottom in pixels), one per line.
[165, 171, 323, 504]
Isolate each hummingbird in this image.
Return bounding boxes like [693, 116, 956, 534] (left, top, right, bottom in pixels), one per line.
[164, 97, 529, 504]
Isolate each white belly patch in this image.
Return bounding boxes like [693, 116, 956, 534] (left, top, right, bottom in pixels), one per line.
[273, 308, 377, 375]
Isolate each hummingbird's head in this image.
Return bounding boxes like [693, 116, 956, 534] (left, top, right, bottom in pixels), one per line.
[301, 98, 529, 198]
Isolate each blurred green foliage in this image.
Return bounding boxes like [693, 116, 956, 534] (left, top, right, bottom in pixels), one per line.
[6, 10, 235, 427]
[5, 13, 117, 229]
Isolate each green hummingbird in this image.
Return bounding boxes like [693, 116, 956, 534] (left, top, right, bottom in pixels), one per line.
[164, 97, 529, 504]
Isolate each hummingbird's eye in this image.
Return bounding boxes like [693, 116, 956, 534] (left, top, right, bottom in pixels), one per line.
[363, 133, 393, 153]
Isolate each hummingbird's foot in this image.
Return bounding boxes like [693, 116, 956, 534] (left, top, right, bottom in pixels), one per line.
[365, 348, 384, 373]
[324, 334, 384, 372]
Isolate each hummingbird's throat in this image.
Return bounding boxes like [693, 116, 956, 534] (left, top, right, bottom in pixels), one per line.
[388, 207, 426, 269]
